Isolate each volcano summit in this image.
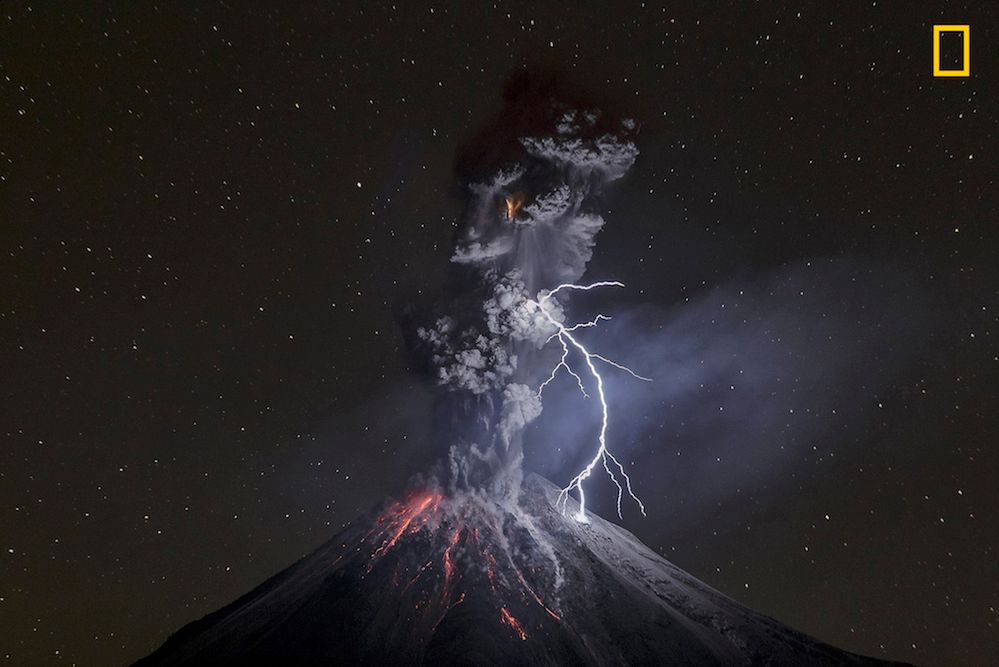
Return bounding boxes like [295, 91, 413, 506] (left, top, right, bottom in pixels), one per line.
[137, 474, 900, 666]
[139, 75, 907, 666]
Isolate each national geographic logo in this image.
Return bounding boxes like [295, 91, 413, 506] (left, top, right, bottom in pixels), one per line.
[933, 25, 970, 77]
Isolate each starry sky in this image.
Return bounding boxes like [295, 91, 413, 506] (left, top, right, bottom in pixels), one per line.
[1, 2, 997, 666]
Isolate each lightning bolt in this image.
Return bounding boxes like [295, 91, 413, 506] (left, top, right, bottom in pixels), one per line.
[530, 281, 651, 523]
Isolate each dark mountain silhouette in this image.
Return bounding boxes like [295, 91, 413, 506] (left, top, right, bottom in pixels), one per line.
[137, 474, 906, 666]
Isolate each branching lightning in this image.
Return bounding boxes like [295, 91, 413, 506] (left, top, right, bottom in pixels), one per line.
[530, 281, 651, 522]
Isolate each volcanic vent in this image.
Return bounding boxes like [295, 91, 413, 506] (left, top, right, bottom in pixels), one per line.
[140, 75, 905, 666]
[137, 475, 899, 666]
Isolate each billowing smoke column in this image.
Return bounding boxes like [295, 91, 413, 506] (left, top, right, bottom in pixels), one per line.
[413, 74, 646, 519]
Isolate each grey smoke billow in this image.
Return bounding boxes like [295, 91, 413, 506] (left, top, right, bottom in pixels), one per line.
[449, 109, 638, 291]
[411, 77, 639, 500]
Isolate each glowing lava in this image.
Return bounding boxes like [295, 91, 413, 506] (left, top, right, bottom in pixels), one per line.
[499, 606, 528, 640]
[531, 281, 652, 523]
[503, 193, 525, 222]
[369, 491, 443, 564]
[342, 282, 649, 645]
[343, 491, 563, 642]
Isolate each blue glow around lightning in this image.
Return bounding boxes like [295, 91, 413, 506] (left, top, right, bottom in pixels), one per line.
[530, 281, 651, 522]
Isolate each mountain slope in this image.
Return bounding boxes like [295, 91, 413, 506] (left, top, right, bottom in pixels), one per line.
[137, 474, 904, 666]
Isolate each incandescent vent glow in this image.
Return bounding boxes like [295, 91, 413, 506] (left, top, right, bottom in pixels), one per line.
[529, 281, 651, 522]
[503, 193, 525, 222]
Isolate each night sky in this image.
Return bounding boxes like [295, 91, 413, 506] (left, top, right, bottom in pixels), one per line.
[2, 2, 997, 666]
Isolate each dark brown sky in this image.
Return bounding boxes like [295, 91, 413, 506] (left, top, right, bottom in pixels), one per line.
[1, 2, 996, 665]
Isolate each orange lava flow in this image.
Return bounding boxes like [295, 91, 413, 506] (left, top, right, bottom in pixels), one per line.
[352, 493, 561, 635]
[370, 492, 442, 562]
[442, 526, 462, 589]
[499, 607, 528, 641]
[522, 577, 561, 621]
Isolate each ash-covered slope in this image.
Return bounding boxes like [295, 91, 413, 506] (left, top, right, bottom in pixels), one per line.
[137, 474, 901, 666]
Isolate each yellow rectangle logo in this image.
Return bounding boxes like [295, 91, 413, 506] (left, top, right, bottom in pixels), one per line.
[933, 25, 970, 77]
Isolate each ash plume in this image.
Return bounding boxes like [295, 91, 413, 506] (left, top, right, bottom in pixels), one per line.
[410, 73, 639, 502]
[138, 75, 909, 667]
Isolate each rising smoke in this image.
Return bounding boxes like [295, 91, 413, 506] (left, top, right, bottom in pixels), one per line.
[410, 73, 641, 508]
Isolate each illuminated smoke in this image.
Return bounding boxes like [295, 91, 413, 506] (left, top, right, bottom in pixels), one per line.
[530, 282, 651, 522]
[410, 75, 644, 517]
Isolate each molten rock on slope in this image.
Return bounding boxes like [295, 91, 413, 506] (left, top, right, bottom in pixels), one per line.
[137, 475, 905, 666]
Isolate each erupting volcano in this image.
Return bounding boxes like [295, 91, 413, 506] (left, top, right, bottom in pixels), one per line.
[138, 74, 904, 666]
[137, 476, 900, 666]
